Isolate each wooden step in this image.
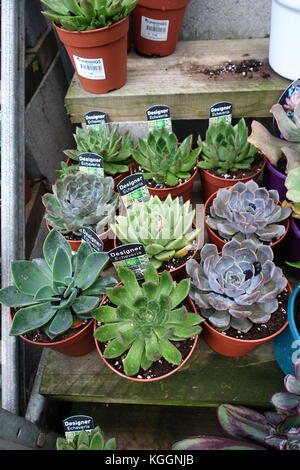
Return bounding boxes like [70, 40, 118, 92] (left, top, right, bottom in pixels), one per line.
[65, 38, 289, 124]
[39, 338, 284, 407]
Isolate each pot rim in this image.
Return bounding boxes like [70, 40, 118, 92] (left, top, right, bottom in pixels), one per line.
[265, 159, 287, 181]
[200, 154, 266, 184]
[53, 15, 129, 36]
[204, 188, 291, 249]
[197, 280, 292, 345]
[45, 218, 113, 242]
[287, 285, 300, 341]
[136, 0, 190, 11]
[94, 295, 199, 382]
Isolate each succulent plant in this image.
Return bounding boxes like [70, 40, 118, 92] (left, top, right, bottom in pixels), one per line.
[41, 0, 137, 31]
[0, 230, 117, 339]
[56, 161, 79, 179]
[186, 239, 287, 333]
[131, 128, 200, 186]
[172, 361, 300, 451]
[56, 426, 116, 450]
[282, 167, 300, 218]
[206, 180, 292, 243]
[248, 103, 300, 173]
[63, 124, 133, 176]
[110, 195, 200, 269]
[42, 172, 119, 237]
[93, 266, 204, 377]
[197, 118, 258, 174]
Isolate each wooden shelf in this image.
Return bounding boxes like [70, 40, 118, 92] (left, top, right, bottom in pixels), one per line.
[65, 38, 289, 123]
[39, 338, 284, 407]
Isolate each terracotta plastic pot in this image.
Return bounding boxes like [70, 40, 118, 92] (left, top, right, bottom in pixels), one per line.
[11, 311, 95, 357]
[45, 219, 114, 253]
[200, 156, 266, 202]
[263, 160, 287, 202]
[94, 296, 199, 382]
[129, 164, 198, 202]
[204, 190, 290, 252]
[113, 222, 200, 279]
[199, 282, 292, 357]
[54, 16, 129, 94]
[132, 0, 190, 56]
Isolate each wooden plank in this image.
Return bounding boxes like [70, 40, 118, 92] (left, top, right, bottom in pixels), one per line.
[65, 38, 289, 123]
[68, 403, 226, 450]
[39, 338, 284, 407]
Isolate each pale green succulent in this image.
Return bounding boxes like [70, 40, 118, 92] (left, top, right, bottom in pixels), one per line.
[0, 230, 117, 339]
[93, 266, 204, 377]
[63, 124, 133, 177]
[198, 118, 257, 174]
[56, 426, 116, 450]
[42, 172, 119, 237]
[132, 128, 200, 186]
[283, 167, 300, 218]
[41, 0, 137, 31]
[110, 195, 200, 269]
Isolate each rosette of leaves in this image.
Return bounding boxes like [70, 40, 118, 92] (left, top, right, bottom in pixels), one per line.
[131, 128, 200, 186]
[206, 180, 291, 243]
[93, 266, 204, 377]
[56, 426, 116, 450]
[248, 103, 300, 173]
[197, 118, 257, 174]
[110, 195, 200, 269]
[62, 124, 133, 177]
[0, 230, 117, 339]
[282, 167, 300, 218]
[173, 361, 300, 451]
[41, 0, 137, 31]
[186, 239, 287, 333]
[42, 172, 119, 237]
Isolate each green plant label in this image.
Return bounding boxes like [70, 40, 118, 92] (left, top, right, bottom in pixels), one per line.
[117, 173, 150, 208]
[274, 78, 300, 138]
[209, 102, 232, 126]
[109, 244, 151, 280]
[85, 110, 108, 130]
[81, 227, 104, 252]
[78, 152, 104, 176]
[63, 415, 94, 442]
[146, 105, 172, 133]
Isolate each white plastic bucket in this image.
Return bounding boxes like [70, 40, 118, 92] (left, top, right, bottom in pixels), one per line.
[269, 0, 300, 80]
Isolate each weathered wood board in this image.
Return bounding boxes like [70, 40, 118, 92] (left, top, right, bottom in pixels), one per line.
[39, 338, 284, 407]
[65, 38, 289, 123]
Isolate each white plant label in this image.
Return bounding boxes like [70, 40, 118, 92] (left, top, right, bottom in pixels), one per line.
[73, 56, 106, 80]
[141, 16, 169, 42]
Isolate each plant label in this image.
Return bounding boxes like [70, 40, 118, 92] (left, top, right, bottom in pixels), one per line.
[117, 173, 150, 208]
[109, 244, 151, 280]
[78, 152, 104, 177]
[85, 110, 108, 130]
[146, 105, 172, 133]
[63, 415, 94, 442]
[73, 56, 106, 81]
[81, 227, 104, 252]
[274, 78, 300, 138]
[209, 102, 233, 126]
[141, 16, 169, 42]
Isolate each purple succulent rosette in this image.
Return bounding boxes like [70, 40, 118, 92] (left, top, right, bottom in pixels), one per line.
[186, 239, 287, 333]
[206, 180, 291, 243]
[271, 360, 300, 415]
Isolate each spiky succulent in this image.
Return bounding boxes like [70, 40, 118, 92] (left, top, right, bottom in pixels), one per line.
[131, 128, 200, 186]
[248, 103, 300, 173]
[0, 230, 117, 339]
[197, 118, 257, 174]
[110, 195, 200, 269]
[186, 239, 287, 333]
[172, 361, 300, 451]
[93, 266, 203, 377]
[56, 426, 116, 450]
[42, 172, 119, 237]
[63, 124, 133, 176]
[283, 167, 300, 218]
[41, 0, 137, 31]
[206, 180, 292, 243]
